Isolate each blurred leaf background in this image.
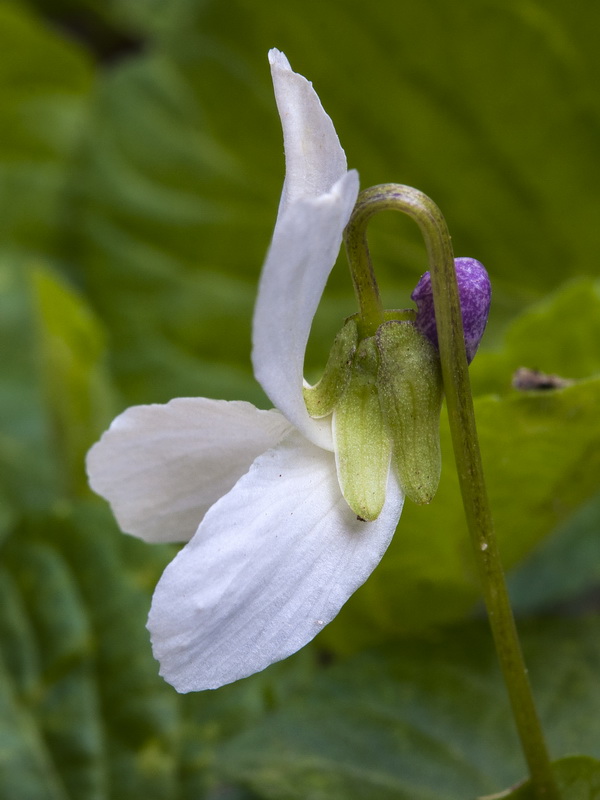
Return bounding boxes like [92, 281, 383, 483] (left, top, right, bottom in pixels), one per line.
[1, 0, 600, 797]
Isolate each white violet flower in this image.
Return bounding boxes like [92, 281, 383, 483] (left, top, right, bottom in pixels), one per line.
[87, 50, 405, 692]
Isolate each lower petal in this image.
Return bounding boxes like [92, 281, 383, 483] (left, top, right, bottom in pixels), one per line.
[147, 430, 404, 692]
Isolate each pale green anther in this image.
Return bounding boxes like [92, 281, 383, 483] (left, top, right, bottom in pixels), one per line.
[376, 321, 443, 505]
[332, 336, 392, 521]
[303, 317, 359, 418]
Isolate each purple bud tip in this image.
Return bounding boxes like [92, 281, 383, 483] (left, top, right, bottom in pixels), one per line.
[411, 257, 491, 364]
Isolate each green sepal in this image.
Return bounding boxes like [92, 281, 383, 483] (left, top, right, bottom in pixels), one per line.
[377, 321, 443, 504]
[332, 337, 392, 521]
[303, 317, 359, 418]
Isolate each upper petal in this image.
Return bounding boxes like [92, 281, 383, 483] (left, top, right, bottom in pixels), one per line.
[252, 52, 360, 449]
[147, 430, 404, 692]
[86, 398, 292, 543]
[269, 48, 348, 211]
[252, 171, 359, 449]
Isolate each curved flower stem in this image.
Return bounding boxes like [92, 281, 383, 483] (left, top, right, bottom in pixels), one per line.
[344, 203, 385, 337]
[345, 184, 560, 800]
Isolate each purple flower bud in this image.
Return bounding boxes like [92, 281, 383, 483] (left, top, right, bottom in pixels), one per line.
[411, 257, 491, 364]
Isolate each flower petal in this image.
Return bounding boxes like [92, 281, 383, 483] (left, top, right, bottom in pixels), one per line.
[86, 398, 292, 543]
[147, 430, 404, 692]
[269, 48, 348, 210]
[252, 171, 359, 449]
[252, 52, 360, 449]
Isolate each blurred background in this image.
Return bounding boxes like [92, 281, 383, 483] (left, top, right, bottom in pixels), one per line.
[2, 1, 600, 798]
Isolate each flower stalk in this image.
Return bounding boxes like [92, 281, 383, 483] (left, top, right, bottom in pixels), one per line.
[344, 209, 385, 337]
[344, 184, 560, 800]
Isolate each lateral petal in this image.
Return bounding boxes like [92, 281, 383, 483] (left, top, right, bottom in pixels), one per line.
[148, 430, 404, 692]
[86, 398, 292, 543]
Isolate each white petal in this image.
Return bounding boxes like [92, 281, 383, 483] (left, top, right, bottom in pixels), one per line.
[268, 48, 349, 210]
[252, 170, 359, 449]
[86, 398, 292, 543]
[147, 430, 404, 692]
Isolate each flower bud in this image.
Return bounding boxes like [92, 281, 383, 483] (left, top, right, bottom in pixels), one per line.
[412, 257, 491, 363]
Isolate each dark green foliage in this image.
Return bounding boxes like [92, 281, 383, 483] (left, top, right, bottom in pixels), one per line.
[1, 0, 600, 796]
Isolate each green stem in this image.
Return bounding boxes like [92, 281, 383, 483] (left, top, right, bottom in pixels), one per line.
[343, 203, 385, 337]
[345, 184, 560, 800]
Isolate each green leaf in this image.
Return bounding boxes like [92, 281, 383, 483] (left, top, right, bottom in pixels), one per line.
[31, 266, 116, 496]
[0, 499, 320, 799]
[0, 1, 92, 255]
[509, 492, 600, 614]
[0, 253, 60, 509]
[481, 756, 600, 799]
[316, 279, 600, 648]
[0, 505, 179, 800]
[65, 0, 600, 406]
[215, 619, 600, 800]
[3, 2, 600, 798]
[322, 372, 600, 650]
[470, 279, 600, 398]
[6, 0, 600, 401]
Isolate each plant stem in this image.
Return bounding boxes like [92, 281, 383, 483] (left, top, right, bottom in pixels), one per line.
[345, 184, 560, 800]
[343, 204, 385, 337]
